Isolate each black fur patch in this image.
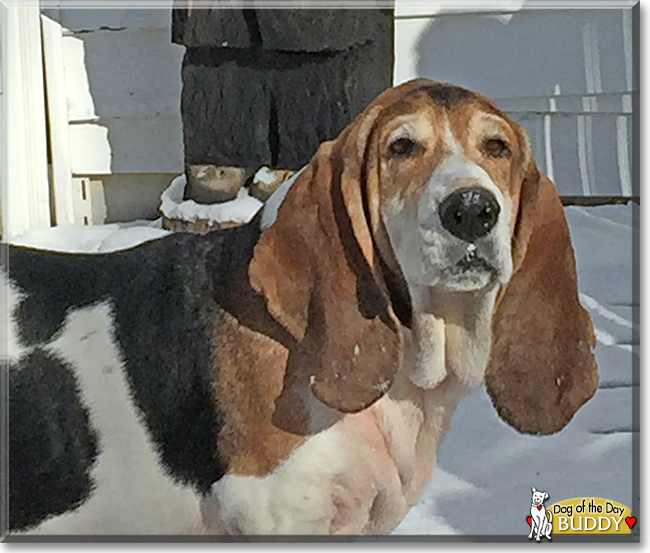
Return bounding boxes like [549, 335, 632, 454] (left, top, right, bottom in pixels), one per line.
[8, 247, 112, 346]
[5, 227, 261, 505]
[8, 349, 99, 531]
[106, 234, 227, 494]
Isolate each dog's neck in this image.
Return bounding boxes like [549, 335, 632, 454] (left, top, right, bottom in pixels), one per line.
[405, 282, 499, 390]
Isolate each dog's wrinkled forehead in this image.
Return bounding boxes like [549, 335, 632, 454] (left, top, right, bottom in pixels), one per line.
[373, 82, 529, 203]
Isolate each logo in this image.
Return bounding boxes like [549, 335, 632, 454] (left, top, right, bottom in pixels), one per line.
[527, 487, 553, 541]
[525, 488, 636, 539]
[548, 497, 635, 535]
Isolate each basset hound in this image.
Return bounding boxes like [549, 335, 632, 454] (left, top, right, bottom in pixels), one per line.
[3, 78, 598, 537]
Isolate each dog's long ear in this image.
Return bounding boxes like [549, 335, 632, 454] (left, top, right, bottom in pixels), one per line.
[485, 164, 599, 434]
[249, 106, 410, 413]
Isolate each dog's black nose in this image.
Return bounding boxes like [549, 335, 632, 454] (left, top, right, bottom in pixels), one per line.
[438, 188, 500, 242]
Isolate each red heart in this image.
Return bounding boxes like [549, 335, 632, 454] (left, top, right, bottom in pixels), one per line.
[537, 505, 542, 510]
[527, 516, 532, 526]
[626, 516, 637, 529]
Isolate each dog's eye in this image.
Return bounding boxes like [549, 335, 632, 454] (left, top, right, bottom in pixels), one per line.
[388, 137, 420, 159]
[483, 137, 511, 158]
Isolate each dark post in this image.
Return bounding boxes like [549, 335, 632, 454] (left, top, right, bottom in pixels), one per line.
[172, 3, 394, 204]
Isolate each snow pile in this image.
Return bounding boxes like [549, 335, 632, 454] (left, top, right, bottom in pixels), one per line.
[9, 219, 170, 253]
[8, 170, 301, 254]
[253, 166, 278, 186]
[160, 174, 263, 225]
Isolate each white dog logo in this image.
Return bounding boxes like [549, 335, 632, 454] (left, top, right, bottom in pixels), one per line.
[527, 487, 553, 541]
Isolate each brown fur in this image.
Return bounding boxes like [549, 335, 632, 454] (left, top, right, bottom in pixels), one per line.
[485, 170, 599, 434]
[248, 139, 407, 414]
[211, 261, 305, 476]
[213, 78, 598, 481]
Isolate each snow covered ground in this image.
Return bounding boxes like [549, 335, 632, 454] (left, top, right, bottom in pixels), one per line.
[8, 219, 170, 254]
[393, 203, 638, 536]
[7, 203, 638, 538]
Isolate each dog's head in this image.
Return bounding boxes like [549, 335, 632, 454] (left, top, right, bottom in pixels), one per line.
[375, 81, 528, 292]
[251, 79, 598, 434]
[531, 487, 549, 507]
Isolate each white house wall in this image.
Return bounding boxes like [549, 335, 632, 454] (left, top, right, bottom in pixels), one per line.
[38, 6, 186, 222]
[394, 6, 636, 197]
[57, 22, 186, 175]
[33, 4, 635, 226]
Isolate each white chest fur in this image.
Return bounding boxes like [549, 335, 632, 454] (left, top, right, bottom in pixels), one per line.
[202, 369, 469, 535]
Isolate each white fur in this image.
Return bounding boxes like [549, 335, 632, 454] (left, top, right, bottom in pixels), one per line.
[443, 117, 466, 157]
[0, 271, 25, 363]
[18, 303, 202, 535]
[408, 311, 447, 389]
[202, 422, 399, 535]
[446, 285, 500, 389]
[201, 370, 470, 535]
[405, 283, 499, 391]
[382, 119, 513, 391]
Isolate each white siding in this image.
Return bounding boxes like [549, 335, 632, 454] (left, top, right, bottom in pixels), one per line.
[42, 14, 76, 226]
[37, 6, 185, 223]
[52, 4, 634, 199]
[47, 10, 185, 175]
[394, 5, 636, 197]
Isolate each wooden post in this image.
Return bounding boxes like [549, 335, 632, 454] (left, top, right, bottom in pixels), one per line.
[172, 6, 394, 205]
